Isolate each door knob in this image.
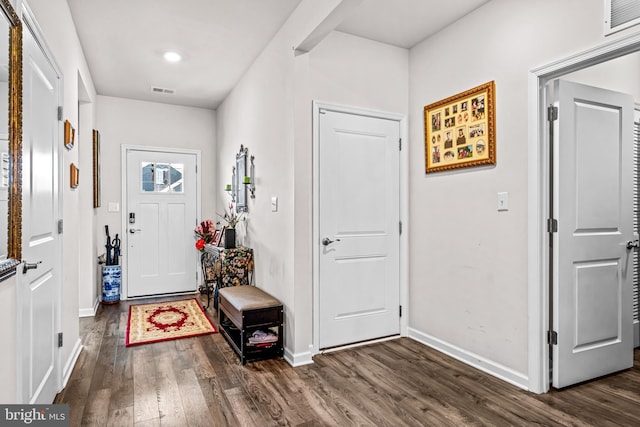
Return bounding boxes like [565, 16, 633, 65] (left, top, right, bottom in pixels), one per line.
[626, 240, 639, 249]
[129, 228, 142, 234]
[322, 237, 341, 246]
[22, 261, 42, 274]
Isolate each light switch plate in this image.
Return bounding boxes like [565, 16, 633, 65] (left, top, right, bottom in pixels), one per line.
[497, 192, 509, 211]
[271, 196, 278, 212]
[108, 202, 120, 213]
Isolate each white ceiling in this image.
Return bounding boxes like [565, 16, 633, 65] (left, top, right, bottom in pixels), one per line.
[66, 0, 489, 110]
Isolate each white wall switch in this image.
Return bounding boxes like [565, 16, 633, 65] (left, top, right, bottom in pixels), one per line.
[108, 202, 120, 213]
[497, 192, 509, 211]
[271, 196, 278, 212]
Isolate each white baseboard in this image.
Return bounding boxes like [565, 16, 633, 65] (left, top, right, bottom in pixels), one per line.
[78, 297, 100, 318]
[284, 347, 314, 367]
[61, 338, 82, 390]
[408, 327, 529, 391]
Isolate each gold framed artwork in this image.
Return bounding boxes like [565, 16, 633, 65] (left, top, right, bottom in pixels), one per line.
[424, 81, 496, 173]
[92, 129, 100, 208]
[70, 163, 79, 189]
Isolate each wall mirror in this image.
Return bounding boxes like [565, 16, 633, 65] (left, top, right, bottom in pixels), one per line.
[0, 0, 21, 280]
[235, 145, 248, 212]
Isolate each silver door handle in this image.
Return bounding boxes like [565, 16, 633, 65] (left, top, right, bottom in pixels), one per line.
[626, 240, 639, 249]
[322, 237, 341, 246]
[129, 228, 142, 234]
[22, 261, 42, 274]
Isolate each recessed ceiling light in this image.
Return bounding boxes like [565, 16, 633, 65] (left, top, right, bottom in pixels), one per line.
[163, 51, 181, 63]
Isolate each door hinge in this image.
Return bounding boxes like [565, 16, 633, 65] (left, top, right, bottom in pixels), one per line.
[58, 106, 63, 121]
[58, 332, 63, 348]
[547, 330, 557, 345]
[399, 138, 402, 151]
[58, 219, 63, 234]
[548, 105, 558, 122]
[399, 221, 403, 235]
[547, 218, 557, 233]
[399, 305, 402, 317]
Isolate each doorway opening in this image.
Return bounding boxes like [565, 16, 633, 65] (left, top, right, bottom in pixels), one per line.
[121, 145, 201, 299]
[529, 33, 640, 393]
[311, 101, 408, 358]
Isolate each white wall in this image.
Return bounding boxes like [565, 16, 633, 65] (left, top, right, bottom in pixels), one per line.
[302, 31, 408, 355]
[96, 96, 217, 297]
[0, 277, 16, 402]
[563, 52, 640, 99]
[0, 0, 20, 404]
[0, 0, 98, 401]
[309, 31, 408, 113]
[408, 0, 640, 386]
[217, 0, 408, 361]
[216, 0, 344, 358]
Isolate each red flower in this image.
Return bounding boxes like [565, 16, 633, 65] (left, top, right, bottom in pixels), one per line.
[195, 239, 205, 251]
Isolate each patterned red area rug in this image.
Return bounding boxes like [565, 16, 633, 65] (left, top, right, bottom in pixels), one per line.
[126, 298, 217, 346]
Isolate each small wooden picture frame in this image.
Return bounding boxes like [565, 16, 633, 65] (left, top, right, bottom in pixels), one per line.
[64, 120, 75, 150]
[70, 163, 79, 189]
[213, 226, 225, 246]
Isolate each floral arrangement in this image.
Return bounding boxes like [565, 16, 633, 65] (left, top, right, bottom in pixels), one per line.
[218, 202, 244, 229]
[194, 219, 215, 251]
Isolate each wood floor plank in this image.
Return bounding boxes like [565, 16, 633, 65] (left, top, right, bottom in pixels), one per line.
[132, 346, 159, 423]
[108, 338, 134, 412]
[154, 342, 189, 426]
[106, 406, 134, 427]
[176, 368, 217, 427]
[55, 295, 640, 426]
[80, 388, 112, 427]
[196, 376, 241, 426]
[224, 385, 275, 427]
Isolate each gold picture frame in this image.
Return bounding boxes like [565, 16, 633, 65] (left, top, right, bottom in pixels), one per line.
[70, 163, 79, 189]
[424, 81, 496, 173]
[92, 129, 100, 208]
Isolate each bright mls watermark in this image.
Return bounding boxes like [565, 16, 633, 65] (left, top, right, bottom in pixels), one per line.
[0, 405, 69, 426]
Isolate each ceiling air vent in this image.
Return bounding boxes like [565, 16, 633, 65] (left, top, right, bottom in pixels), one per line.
[605, 0, 640, 35]
[150, 86, 175, 95]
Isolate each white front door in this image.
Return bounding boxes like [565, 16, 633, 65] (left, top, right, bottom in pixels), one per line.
[20, 19, 61, 403]
[318, 108, 400, 349]
[551, 79, 635, 388]
[125, 148, 198, 297]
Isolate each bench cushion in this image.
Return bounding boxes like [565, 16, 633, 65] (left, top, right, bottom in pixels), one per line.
[219, 285, 281, 311]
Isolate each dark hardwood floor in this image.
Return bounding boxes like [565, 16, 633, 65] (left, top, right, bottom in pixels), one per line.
[55, 295, 640, 426]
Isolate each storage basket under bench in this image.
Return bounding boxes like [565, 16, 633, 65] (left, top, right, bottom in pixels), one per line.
[218, 285, 283, 365]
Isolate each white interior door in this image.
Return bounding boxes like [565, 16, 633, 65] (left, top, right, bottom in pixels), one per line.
[126, 148, 198, 297]
[20, 20, 61, 403]
[551, 79, 634, 388]
[318, 109, 400, 349]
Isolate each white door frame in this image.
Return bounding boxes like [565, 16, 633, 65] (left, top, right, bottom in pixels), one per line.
[528, 32, 640, 394]
[311, 101, 408, 356]
[120, 145, 202, 300]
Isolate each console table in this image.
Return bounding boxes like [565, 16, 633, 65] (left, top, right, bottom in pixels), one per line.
[200, 244, 254, 309]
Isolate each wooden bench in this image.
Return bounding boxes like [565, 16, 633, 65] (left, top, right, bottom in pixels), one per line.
[218, 285, 283, 365]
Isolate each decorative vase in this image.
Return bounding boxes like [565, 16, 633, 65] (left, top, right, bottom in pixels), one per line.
[102, 265, 121, 304]
[224, 228, 236, 249]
